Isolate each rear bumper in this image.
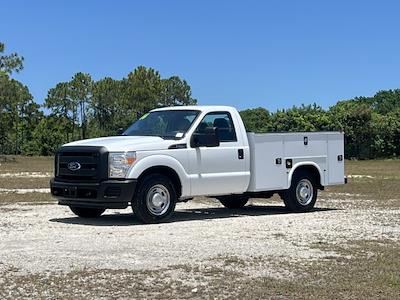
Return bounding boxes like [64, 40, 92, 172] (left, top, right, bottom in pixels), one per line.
[50, 178, 137, 209]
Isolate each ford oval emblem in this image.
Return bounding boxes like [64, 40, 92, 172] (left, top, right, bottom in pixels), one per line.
[67, 161, 81, 171]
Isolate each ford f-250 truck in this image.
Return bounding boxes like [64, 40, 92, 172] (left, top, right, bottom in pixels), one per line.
[50, 106, 345, 223]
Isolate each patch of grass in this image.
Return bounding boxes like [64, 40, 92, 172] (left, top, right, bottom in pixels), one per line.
[1, 240, 398, 299]
[0, 178, 51, 189]
[205, 240, 400, 299]
[0, 193, 55, 206]
[345, 159, 400, 179]
[326, 178, 400, 204]
[323, 160, 400, 207]
[0, 156, 53, 173]
[294, 239, 400, 299]
[0, 156, 53, 204]
[0, 265, 237, 299]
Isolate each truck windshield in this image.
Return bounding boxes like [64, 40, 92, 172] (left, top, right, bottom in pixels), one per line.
[123, 110, 200, 139]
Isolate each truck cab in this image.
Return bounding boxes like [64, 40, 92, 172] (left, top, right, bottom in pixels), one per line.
[50, 106, 345, 223]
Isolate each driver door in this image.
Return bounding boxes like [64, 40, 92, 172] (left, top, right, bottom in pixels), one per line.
[188, 111, 248, 196]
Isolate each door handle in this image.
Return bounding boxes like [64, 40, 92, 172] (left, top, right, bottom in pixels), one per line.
[238, 149, 244, 159]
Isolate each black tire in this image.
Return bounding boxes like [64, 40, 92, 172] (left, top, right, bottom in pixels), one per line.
[70, 206, 105, 218]
[132, 174, 177, 224]
[282, 170, 317, 212]
[217, 195, 249, 209]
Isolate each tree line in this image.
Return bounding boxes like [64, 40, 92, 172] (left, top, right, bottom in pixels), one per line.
[240, 95, 400, 159]
[0, 42, 196, 155]
[1, 42, 399, 158]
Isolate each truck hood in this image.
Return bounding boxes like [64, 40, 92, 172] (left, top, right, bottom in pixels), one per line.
[63, 136, 179, 152]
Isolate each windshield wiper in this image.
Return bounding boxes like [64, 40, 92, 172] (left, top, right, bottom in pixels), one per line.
[123, 133, 181, 140]
[159, 135, 181, 140]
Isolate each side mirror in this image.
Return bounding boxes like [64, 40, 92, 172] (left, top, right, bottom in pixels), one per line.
[190, 127, 220, 148]
[117, 128, 125, 135]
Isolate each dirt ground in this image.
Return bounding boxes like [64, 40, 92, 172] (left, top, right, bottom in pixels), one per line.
[0, 157, 399, 299]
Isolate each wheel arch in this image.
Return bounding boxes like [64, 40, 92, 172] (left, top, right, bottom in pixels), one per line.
[288, 162, 324, 189]
[136, 165, 182, 198]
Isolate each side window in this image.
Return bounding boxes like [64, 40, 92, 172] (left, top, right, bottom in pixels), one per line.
[195, 112, 237, 142]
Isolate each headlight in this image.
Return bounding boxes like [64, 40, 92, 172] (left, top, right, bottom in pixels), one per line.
[108, 152, 137, 178]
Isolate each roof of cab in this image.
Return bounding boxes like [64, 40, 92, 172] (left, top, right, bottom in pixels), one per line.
[151, 105, 235, 112]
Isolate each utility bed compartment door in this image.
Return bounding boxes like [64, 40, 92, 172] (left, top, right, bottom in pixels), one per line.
[247, 133, 287, 191]
[327, 133, 345, 185]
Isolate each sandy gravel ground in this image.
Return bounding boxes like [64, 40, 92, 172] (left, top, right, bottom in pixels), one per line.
[2, 159, 399, 298]
[0, 172, 52, 178]
[0, 197, 399, 278]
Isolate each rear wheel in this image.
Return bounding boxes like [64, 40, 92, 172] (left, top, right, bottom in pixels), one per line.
[217, 195, 249, 209]
[132, 174, 177, 224]
[282, 171, 317, 212]
[70, 206, 105, 218]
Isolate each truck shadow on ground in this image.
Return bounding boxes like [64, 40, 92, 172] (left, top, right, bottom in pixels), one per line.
[49, 205, 338, 226]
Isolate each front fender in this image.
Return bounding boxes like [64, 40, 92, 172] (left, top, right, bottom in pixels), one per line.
[127, 154, 191, 197]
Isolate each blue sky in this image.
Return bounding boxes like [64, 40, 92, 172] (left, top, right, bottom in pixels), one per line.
[2, 0, 400, 111]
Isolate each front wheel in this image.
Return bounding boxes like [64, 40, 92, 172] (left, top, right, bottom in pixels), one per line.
[217, 195, 249, 209]
[132, 174, 177, 224]
[282, 171, 318, 212]
[70, 206, 105, 218]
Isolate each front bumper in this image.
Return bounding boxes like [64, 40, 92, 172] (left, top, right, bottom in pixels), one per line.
[50, 178, 137, 209]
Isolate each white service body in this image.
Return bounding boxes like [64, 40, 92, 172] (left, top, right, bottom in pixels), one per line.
[247, 132, 344, 192]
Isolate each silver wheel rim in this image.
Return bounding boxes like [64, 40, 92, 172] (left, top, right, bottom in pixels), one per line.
[295, 179, 313, 206]
[146, 184, 170, 216]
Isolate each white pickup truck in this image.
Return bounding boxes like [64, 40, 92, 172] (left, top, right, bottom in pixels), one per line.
[50, 105, 345, 223]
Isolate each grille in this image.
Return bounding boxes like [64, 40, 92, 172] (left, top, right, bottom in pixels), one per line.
[55, 146, 108, 182]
